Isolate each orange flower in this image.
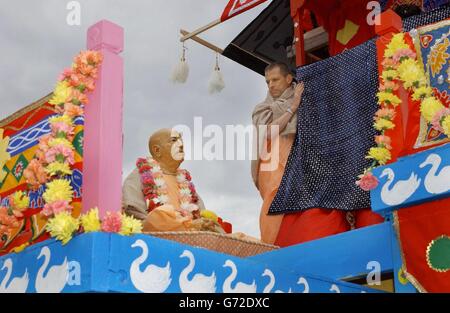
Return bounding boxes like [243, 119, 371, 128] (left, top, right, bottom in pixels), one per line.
[75, 50, 103, 66]
[375, 108, 396, 120]
[74, 63, 98, 78]
[69, 89, 89, 105]
[64, 103, 84, 118]
[379, 80, 399, 92]
[375, 135, 392, 150]
[23, 159, 48, 190]
[0, 207, 20, 237]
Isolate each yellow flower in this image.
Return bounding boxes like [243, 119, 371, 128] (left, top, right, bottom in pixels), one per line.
[48, 137, 74, 149]
[119, 213, 143, 236]
[49, 115, 73, 126]
[200, 210, 219, 223]
[49, 81, 72, 105]
[11, 243, 29, 253]
[381, 69, 398, 81]
[0, 129, 11, 182]
[43, 179, 73, 204]
[412, 86, 433, 101]
[377, 91, 401, 106]
[397, 59, 426, 88]
[366, 147, 392, 165]
[80, 208, 101, 233]
[46, 212, 79, 245]
[420, 97, 445, 122]
[46, 162, 73, 177]
[374, 118, 395, 131]
[442, 115, 450, 137]
[11, 191, 30, 210]
[384, 33, 410, 58]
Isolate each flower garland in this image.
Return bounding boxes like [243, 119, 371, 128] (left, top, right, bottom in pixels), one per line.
[19, 51, 107, 244]
[24, 51, 103, 217]
[357, 33, 450, 191]
[136, 157, 199, 216]
[45, 207, 143, 245]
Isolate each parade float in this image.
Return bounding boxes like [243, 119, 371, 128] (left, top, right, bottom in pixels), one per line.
[0, 0, 448, 293]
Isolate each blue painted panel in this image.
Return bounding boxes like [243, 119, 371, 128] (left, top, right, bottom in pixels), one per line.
[371, 143, 450, 215]
[107, 234, 381, 293]
[0, 234, 96, 293]
[0, 233, 382, 293]
[250, 222, 393, 281]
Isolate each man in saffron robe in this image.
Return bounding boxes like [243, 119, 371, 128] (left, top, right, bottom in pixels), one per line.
[252, 62, 384, 246]
[252, 62, 305, 244]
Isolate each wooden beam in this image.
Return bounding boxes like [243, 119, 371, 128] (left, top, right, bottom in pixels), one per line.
[180, 19, 222, 42]
[180, 29, 224, 54]
[304, 26, 328, 52]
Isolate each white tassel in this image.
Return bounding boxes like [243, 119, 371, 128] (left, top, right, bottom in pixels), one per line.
[208, 54, 225, 94]
[171, 45, 189, 83]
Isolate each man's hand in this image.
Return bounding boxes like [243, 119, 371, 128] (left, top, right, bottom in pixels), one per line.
[292, 82, 305, 112]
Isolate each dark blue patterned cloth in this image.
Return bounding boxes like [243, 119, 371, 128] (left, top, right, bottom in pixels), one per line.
[269, 5, 450, 214]
[422, 0, 450, 12]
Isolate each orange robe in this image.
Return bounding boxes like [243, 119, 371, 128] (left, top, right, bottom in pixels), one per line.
[143, 174, 193, 232]
[258, 133, 295, 244]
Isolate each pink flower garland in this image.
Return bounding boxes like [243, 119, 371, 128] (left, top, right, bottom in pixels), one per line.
[23, 50, 103, 217]
[136, 157, 199, 216]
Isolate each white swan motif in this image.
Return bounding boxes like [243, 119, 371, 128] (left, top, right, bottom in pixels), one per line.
[0, 258, 29, 293]
[380, 168, 421, 206]
[262, 269, 292, 293]
[35, 246, 68, 293]
[179, 250, 216, 293]
[330, 284, 341, 293]
[297, 276, 310, 293]
[420, 154, 450, 195]
[222, 260, 257, 293]
[130, 239, 172, 293]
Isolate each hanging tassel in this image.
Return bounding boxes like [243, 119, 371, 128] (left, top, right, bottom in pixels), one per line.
[171, 43, 189, 83]
[208, 53, 225, 94]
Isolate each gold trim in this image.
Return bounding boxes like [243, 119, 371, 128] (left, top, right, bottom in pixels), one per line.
[393, 211, 428, 292]
[426, 235, 450, 273]
[0, 93, 56, 129]
[416, 19, 450, 34]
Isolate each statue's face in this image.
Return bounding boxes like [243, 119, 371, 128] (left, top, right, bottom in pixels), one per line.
[265, 67, 293, 99]
[160, 130, 184, 163]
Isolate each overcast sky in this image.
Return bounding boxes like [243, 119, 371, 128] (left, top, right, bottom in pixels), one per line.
[0, 0, 273, 238]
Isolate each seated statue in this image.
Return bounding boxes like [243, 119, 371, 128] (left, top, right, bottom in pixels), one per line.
[122, 128, 224, 233]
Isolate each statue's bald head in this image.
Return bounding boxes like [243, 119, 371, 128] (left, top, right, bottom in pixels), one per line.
[149, 128, 171, 156]
[148, 128, 184, 165]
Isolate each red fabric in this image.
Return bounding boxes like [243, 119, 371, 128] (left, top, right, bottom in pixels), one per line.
[275, 208, 383, 247]
[396, 199, 450, 292]
[301, 0, 377, 55]
[354, 207, 385, 228]
[220, 0, 268, 22]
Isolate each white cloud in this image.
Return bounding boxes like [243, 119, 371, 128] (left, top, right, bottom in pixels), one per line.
[1, 0, 271, 240]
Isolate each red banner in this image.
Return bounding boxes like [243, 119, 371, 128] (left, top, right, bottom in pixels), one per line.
[220, 0, 268, 22]
[394, 199, 450, 292]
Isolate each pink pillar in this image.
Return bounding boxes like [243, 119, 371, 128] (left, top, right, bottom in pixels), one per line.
[83, 20, 124, 217]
